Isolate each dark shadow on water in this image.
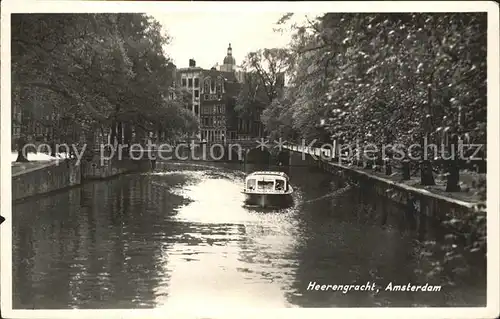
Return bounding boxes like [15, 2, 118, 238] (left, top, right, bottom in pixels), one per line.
[12, 161, 486, 308]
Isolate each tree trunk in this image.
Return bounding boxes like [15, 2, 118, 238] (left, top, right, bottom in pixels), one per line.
[384, 129, 395, 176]
[374, 152, 383, 172]
[364, 160, 373, 170]
[123, 122, 132, 146]
[117, 121, 123, 144]
[445, 134, 461, 192]
[477, 148, 486, 174]
[420, 134, 435, 185]
[446, 160, 461, 191]
[156, 128, 163, 144]
[50, 118, 60, 157]
[420, 160, 436, 185]
[402, 160, 410, 180]
[16, 137, 29, 162]
[50, 140, 57, 157]
[384, 158, 392, 176]
[110, 120, 117, 146]
[83, 130, 95, 160]
[477, 160, 486, 174]
[15, 84, 30, 162]
[420, 76, 436, 186]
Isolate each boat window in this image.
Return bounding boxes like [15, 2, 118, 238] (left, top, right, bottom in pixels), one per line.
[247, 179, 256, 190]
[257, 181, 274, 190]
[275, 180, 285, 191]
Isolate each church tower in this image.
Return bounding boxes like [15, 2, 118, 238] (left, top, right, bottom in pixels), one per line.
[220, 43, 236, 72]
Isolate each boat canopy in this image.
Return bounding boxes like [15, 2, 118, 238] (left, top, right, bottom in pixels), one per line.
[246, 171, 289, 180]
[245, 171, 290, 193]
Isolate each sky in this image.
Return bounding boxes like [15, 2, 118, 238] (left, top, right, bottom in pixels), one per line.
[150, 12, 310, 69]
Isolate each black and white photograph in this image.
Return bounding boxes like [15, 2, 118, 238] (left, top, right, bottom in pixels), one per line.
[1, 1, 499, 318]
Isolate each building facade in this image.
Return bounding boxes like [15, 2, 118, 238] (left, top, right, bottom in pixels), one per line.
[177, 44, 242, 142]
[176, 43, 285, 142]
[177, 59, 203, 118]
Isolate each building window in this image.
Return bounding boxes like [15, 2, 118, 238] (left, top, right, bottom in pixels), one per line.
[216, 80, 222, 94]
[204, 79, 210, 93]
[195, 105, 199, 115]
[194, 78, 199, 88]
[188, 78, 193, 88]
[194, 90, 199, 98]
[182, 78, 187, 87]
[203, 117, 209, 126]
[210, 80, 216, 93]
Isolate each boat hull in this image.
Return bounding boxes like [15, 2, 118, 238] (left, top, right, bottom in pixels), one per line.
[243, 192, 294, 208]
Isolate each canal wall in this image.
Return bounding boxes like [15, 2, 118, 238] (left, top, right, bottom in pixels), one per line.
[12, 160, 82, 202]
[287, 147, 486, 283]
[287, 148, 481, 237]
[81, 155, 151, 180]
[12, 156, 152, 201]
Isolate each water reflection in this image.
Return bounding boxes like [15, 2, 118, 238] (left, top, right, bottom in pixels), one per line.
[12, 162, 485, 309]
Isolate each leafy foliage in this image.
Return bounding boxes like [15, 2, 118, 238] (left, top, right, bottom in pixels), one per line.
[12, 13, 198, 159]
[235, 48, 289, 130]
[267, 13, 486, 151]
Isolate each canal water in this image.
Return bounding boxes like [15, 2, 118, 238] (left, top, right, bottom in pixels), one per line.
[12, 162, 485, 309]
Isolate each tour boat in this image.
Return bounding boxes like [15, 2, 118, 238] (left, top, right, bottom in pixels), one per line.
[243, 171, 294, 208]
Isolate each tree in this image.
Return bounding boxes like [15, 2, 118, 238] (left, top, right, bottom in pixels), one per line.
[243, 48, 289, 102]
[12, 14, 131, 159]
[261, 90, 298, 142]
[11, 13, 198, 161]
[235, 48, 289, 137]
[265, 13, 486, 189]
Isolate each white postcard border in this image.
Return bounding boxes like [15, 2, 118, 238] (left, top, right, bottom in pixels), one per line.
[1, 1, 499, 318]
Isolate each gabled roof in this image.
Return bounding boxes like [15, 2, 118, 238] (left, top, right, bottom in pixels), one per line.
[201, 69, 238, 82]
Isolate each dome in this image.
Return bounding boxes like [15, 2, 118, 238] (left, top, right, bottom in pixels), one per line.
[223, 55, 236, 65]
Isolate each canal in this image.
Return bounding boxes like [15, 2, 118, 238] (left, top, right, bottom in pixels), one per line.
[12, 162, 486, 309]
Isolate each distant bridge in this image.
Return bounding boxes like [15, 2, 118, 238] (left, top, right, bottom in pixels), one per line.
[89, 140, 329, 165]
[116, 138, 292, 163]
[118, 139, 264, 154]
